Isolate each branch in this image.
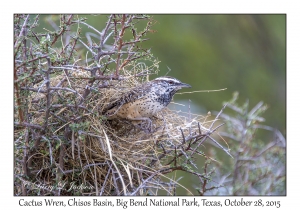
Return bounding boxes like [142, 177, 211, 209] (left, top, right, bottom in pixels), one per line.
[77, 38, 96, 56]
[16, 54, 48, 69]
[100, 15, 113, 49]
[14, 15, 29, 51]
[190, 103, 227, 156]
[14, 122, 44, 130]
[73, 20, 102, 36]
[51, 15, 73, 46]
[21, 86, 77, 94]
[115, 14, 126, 76]
[43, 57, 52, 130]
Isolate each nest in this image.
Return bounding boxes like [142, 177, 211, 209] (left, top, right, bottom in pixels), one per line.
[14, 62, 224, 196]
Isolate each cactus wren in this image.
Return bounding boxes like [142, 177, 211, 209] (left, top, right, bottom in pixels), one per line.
[103, 76, 191, 130]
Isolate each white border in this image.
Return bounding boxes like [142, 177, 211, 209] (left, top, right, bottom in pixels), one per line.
[3, 0, 298, 209]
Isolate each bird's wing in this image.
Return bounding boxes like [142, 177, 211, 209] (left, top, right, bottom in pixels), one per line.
[102, 82, 151, 114]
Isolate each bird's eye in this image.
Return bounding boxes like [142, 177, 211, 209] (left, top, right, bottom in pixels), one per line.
[169, 81, 174, 84]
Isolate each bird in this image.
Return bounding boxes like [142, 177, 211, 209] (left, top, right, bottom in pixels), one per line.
[103, 76, 191, 131]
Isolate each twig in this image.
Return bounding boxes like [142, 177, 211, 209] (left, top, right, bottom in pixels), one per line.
[254, 141, 277, 158]
[17, 55, 48, 69]
[43, 57, 52, 131]
[112, 171, 120, 195]
[42, 136, 53, 165]
[207, 135, 233, 158]
[51, 15, 73, 46]
[58, 131, 67, 173]
[115, 14, 126, 76]
[21, 86, 77, 94]
[99, 15, 113, 51]
[67, 36, 78, 63]
[77, 38, 96, 56]
[14, 65, 24, 122]
[71, 130, 75, 159]
[74, 20, 102, 36]
[14, 14, 30, 53]
[190, 104, 227, 156]
[100, 164, 112, 196]
[122, 38, 149, 46]
[248, 101, 264, 116]
[14, 122, 43, 130]
[180, 128, 186, 144]
[130, 169, 161, 195]
[22, 128, 30, 185]
[198, 122, 202, 134]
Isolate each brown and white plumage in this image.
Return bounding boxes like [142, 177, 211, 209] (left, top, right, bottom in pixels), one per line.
[103, 76, 191, 129]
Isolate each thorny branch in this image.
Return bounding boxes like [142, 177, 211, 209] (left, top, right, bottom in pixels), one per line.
[149, 105, 231, 167]
[190, 103, 228, 156]
[14, 14, 160, 196]
[13, 14, 238, 196]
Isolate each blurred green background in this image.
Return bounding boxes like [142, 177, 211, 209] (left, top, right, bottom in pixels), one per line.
[38, 14, 286, 135]
[36, 14, 286, 195]
[145, 15, 286, 195]
[145, 15, 286, 137]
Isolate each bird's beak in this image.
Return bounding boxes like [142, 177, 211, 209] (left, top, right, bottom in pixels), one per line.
[179, 83, 192, 88]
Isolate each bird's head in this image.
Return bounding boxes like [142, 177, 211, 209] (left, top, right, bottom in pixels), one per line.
[153, 76, 191, 90]
[151, 76, 191, 100]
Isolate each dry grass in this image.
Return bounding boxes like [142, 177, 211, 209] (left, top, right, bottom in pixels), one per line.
[14, 64, 227, 195]
[14, 14, 230, 196]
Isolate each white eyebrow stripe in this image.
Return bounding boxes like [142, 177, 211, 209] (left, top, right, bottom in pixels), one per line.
[154, 77, 180, 83]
